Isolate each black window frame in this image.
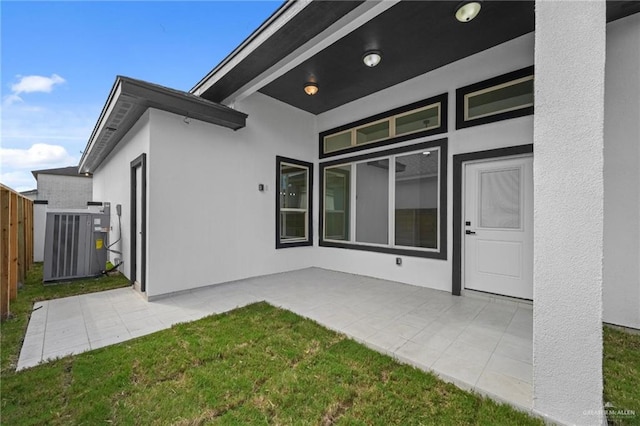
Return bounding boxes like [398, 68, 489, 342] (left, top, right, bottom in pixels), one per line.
[456, 66, 534, 130]
[319, 138, 448, 259]
[319, 93, 448, 159]
[276, 156, 313, 249]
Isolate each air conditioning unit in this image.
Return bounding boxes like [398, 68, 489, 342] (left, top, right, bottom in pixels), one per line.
[43, 203, 110, 283]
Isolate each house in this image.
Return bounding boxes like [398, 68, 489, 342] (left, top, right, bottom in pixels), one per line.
[29, 166, 93, 209]
[78, 1, 640, 424]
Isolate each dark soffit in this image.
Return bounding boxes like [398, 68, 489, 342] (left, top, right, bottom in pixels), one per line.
[198, 1, 363, 103]
[258, 0, 639, 115]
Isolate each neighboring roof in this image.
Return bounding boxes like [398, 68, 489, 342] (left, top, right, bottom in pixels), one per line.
[32, 166, 88, 180]
[79, 76, 248, 174]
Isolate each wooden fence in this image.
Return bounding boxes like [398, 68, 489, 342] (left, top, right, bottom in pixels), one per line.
[1, 184, 34, 319]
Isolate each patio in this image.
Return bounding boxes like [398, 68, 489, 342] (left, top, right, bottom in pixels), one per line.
[18, 268, 533, 411]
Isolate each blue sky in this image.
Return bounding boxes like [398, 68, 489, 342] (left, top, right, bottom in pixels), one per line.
[1, 1, 281, 191]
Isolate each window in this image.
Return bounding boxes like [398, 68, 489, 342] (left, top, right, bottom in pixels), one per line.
[320, 139, 447, 259]
[276, 156, 313, 248]
[320, 93, 447, 158]
[456, 66, 534, 129]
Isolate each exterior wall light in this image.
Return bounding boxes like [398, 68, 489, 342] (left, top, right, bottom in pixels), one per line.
[304, 82, 319, 96]
[455, 1, 482, 22]
[362, 51, 382, 67]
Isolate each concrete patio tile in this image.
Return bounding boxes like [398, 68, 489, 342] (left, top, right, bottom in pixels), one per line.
[87, 323, 131, 343]
[485, 353, 532, 384]
[442, 340, 493, 367]
[494, 334, 533, 364]
[456, 325, 504, 352]
[19, 333, 44, 361]
[125, 315, 164, 334]
[431, 354, 486, 387]
[476, 369, 533, 409]
[17, 357, 42, 370]
[367, 329, 409, 352]
[380, 321, 423, 340]
[395, 341, 442, 369]
[410, 329, 455, 353]
[44, 342, 92, 361]
[341, 319, 380, 340]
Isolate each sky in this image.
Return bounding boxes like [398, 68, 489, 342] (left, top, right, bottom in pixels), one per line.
[1, 0, 282, 191]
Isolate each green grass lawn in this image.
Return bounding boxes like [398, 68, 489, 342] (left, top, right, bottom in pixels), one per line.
[2, 302, 543, 425]
[1, 266, 638, 425]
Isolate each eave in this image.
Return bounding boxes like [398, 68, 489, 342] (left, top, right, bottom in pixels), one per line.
[79, 76, 248, 174]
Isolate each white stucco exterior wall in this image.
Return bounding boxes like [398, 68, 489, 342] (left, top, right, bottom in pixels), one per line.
[144, 93, 317, 298]
[603, 13, 640, 329]
[92, 111, 151, 281]
[32, 202, 47, 262]
[314, 33, 535, 291]
[37, 174, 92, 209]
[533, 1, 606, 424]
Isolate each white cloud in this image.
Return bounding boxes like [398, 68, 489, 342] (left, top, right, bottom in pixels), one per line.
[1, 143, 76, 169]
[11, 74, 65, 94]
[0, 171, 37, 192]
[3, 74, 66, 106]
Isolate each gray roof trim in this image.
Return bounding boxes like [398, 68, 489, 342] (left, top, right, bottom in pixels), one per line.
[32, 166, 88, 180]
[190, 0, 300, 96]
[79, 76, 248, 173]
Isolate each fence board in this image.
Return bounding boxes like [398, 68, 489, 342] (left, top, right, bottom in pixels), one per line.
[1, 188, 9, 318]
[0, 185, 34, 319]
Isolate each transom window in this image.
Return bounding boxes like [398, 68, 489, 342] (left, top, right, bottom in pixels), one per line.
[320, 93, 447, 158]
[276, 156, 313, 248]
[320, 139, 447, 259]
[456, 66, 534, 129]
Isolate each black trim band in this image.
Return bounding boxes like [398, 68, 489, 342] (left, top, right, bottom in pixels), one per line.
[130, 153, 147, 292]
[452, 144, 533, 296]
[319, 138, 447, 260]
[275, 156, 314, 249]
[456, 66, 534, 130]
[319, 93, 448, 159]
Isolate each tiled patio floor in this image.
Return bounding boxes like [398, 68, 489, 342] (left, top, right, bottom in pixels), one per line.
[18, 268, 533, 411]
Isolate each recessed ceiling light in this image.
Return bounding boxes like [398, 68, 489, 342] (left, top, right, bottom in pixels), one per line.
[422, 151, 431, 156]
[455, 1, 482, 22]
[362, 51, 382, 67]
[303, 82, 319, 96]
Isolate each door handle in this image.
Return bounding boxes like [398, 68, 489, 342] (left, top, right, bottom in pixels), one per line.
[465, 230, 476, 235]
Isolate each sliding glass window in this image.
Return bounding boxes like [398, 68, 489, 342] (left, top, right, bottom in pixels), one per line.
[320, 139, 446, 259]
[276, 156, 313, 248]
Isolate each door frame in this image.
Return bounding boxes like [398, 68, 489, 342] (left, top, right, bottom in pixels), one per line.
[130, 153, 147, 292]
[452, 144, 533, 295]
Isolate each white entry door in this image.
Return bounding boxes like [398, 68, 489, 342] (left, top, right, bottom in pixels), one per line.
[463, 155, 533, 300]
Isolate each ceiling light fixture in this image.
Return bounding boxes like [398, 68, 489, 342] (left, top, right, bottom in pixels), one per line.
[455, 1, 482, 22]
[362, 51, 382, 67]
[303, 82, 319, 96]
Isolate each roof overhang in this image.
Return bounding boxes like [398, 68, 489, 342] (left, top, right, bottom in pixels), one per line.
[79, 77, 248, 173]
[194, 0, 640, 115]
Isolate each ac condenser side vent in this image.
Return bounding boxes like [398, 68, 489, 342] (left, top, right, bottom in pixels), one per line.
[43, 206, 109, 283]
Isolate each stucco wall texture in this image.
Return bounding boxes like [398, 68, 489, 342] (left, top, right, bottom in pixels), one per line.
[533, 1, 606, 425]
[37, 174, 92, 209]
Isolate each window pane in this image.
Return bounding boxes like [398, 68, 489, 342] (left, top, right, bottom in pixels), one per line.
[466, 77, 534, 120]
[356, 121, 389, 145]
[324, 165, 351, 240]
[396, 105, 439, 135]
[479, 168, 521, 228]
[280, 212, 306, 240]
[280, 164, 308, 209]
[324, 131, 352, 153]
[356, 160, 389, 244]
[279, 163, 308, 242]
[395, 150, 439, 249]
